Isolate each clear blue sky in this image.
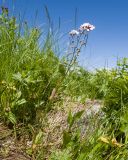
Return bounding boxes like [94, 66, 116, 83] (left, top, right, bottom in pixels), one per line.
[0, 0, 128, 70]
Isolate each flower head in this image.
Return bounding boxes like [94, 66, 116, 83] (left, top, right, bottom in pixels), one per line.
[80, 23, 95, 31]
[69, 29, 79, 36]
[111, 138, 123, 148]
[98, 136, 109, 144]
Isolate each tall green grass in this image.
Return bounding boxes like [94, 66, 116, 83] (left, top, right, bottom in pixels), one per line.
[0, 8, 64, 124]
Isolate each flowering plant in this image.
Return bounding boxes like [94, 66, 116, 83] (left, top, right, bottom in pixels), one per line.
[66, 22, 95, 73]
[49, 23, 95, 100]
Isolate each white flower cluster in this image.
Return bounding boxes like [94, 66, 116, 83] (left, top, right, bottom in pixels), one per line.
[80, 23, 95, 31]
[69, 29, 79, 36]
[69, 22, 95, 35]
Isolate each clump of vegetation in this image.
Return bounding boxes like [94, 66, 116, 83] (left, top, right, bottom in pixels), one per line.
[50, 59, 128, 160]
[0, 6, 128, 160]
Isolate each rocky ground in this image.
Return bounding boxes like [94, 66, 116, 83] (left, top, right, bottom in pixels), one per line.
[0, 99, 103, 160]
[0, 123, 31, 160]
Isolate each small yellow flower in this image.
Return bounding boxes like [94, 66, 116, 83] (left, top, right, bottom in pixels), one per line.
[10, 86, 16, 91]
[6, 86, 16, 91]
[98, 136, 109, 144]
[111, 138, 123, 148]
[1, 80, 6, 84]
[32, 144, 37, 150]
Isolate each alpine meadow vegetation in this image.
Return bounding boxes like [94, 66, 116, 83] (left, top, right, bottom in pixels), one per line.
[0, 6, 128, 160]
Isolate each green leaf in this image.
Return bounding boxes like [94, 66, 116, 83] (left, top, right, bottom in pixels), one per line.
[63, 131, 72, 148]
[73, 110, 84, 122]
[34, 130, 43, 145]
[68, 110, 84, 129]
[26, 148, 33, 156]
[13, 72, 22, 82]
[77, 153, 86, 160]
[120, 112, 128, 124]
[67, 110, 73, 126]
[16, 91, 22, 99]
[8, 112, 17, 124]
[16, 98, 26, 106]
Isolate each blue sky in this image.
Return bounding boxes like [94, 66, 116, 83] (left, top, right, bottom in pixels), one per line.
[0, 0, 128, 70]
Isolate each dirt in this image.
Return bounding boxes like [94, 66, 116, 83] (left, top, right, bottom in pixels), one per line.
[0, 123, 31, 160]
[0, 99, 103, 160]
[42, 99, 103, 154]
